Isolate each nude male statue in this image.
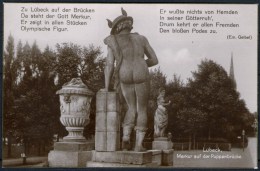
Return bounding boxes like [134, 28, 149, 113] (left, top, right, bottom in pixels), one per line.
[104, 8, 158, 151]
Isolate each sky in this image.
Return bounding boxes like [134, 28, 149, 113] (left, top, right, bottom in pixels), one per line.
[4, 3, 258, 113]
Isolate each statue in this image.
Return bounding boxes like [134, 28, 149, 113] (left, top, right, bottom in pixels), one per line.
[104, 8, 158, 151]
[167, 132, 173, 141]
[154, 88, 171, 138]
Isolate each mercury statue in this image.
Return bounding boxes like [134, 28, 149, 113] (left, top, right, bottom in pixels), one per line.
[104, 8, 158, 151]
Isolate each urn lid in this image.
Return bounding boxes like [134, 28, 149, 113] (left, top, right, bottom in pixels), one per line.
[56, 78, 94, 96]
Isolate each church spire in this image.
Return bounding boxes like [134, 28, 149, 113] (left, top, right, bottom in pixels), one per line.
[229, 52, 236, 89]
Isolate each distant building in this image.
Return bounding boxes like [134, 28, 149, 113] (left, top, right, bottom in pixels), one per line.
[229, 52, 237, 89]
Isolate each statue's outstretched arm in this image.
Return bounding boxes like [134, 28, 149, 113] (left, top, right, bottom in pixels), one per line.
[162, 101, 171, 106]
[105, 47, 115, 91]
[143, 37, 158, 67]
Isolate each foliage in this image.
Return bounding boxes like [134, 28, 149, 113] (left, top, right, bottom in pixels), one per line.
[3, 35, 17, 157]
[149, 67, 167, 100]
[165, 74, 185, 136]
[186, 59, 252, 140]
[79, 45, 105, 92]
[176, 108, 206, 134]
[3, 37, 105, 156]
[3, 35, 15, 136]
[55, 43, 81, 86]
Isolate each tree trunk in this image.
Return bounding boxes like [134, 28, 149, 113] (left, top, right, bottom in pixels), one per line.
[208, 129, 211, 140]
[57, 133, 60, 142]
[7, 135, 12, 158]
[42, 140, 45, 153]
[188, 135, 191, 150]
[38, 141, 41, 156]
[24, 139, 28, 155]
[27, 141, 30, 154]
[24, 141, 27, 155]
[193, 133, 196, 150]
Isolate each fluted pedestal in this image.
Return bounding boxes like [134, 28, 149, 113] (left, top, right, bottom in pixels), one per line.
[60, 115, 89, 142]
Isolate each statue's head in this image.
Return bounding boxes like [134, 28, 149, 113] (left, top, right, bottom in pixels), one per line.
[107, 8, 133, 35]
[159, 87, 166, 96]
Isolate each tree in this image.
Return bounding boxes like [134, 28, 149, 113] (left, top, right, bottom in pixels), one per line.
[55, 43, 81, 87]
[79, 45, 105, 139]
[12, 42, 61, 155]
[176, 108, 207, 149]
[3, 34, 16, 157]
[149, 67, 167, 100]
[36, 46, 61, 149]
[16, 42, 33, 96]
[79, 45, 105, 92]
[30, 41, 42, 77]
[165, 74, 186, 137]
[14, 40, 23, 86]
[187, 59, 250, 140]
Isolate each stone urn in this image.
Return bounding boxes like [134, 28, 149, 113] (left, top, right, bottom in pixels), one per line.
[56, 78, 94, 142]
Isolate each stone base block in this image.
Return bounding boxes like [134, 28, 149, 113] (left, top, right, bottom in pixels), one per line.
[154, 137, 168, 141]
[48, 141, 94, 167]
[92, 151, 152, 165]
[95, 131, 120, 151]
[48, 150, 92, 167]
[62, 137, 87, 142]
[152, 140, 173, 150]
[148, 150, 162, 165]
[54, 142, 94, 151]
[87, 161, 159, 167]
[162, 149, 174, 166]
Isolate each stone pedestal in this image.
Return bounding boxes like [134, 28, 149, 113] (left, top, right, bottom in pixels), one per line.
[95, 91, 120, 151]
[162, 149, 173, 166]
[87, 161, 158, 167]
[152, 137, 173, 150]
[152, 137, 174, 166]
[86, 151, 158, 167]
[48, 142, 94, 167]
[148, 150, 162, 165]
[90, 90, 161, 167]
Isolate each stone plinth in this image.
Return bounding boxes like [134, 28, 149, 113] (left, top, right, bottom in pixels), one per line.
[48, 142, 94, 167]
[48, 150, 92, 167]
[152, 137, 173, 150]
[87, 151, 159, 167]
[162, 149, 173, 166]
[148, 150, 162, 165]
[91, 151, 152, 165]
[152, 137, 174, 166]
[95, 91, 120, 151]
[53, 142, 94, 151]
[86, 161, 158, 167]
